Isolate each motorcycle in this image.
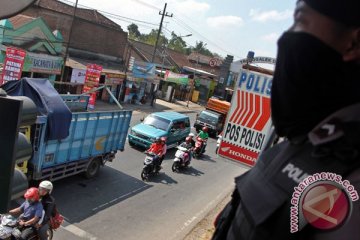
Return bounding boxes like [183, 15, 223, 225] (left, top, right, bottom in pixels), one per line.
[215, 135, 222, 154]
[172, 146, 191, 172]
[193, 137, 207, 158]
[141, 152, 161, 181]
[0, 214, 53, 240]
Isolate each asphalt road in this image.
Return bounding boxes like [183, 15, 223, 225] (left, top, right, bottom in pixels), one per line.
[49, 112, 248, 240]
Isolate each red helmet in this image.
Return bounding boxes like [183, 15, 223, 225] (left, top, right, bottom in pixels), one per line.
[202, 126, 208, 132]
[185, 137, 191, 143]
[24, 187, 40, 201]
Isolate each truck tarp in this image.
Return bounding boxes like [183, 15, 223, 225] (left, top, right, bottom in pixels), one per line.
[1, 78, 72, 140]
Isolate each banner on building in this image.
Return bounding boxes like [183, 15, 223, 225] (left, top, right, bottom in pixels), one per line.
[83, 64, 102, 109]
[70, 68, 86, 84]
[164, 70, 189, 85]
[0, 47, 26, 84]
[24, 52, 63, 74]
[218, 69, 273, 167]
[105, 73, 125, 85]
[132, 61, 155, 79]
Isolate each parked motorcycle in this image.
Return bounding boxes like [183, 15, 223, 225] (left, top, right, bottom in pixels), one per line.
[0, 214, 53, 240]
[172, 146, 191, 172]
[193, 137, 207, 158]
[141, 152, 161, 181]
[215, 135, 222, 154]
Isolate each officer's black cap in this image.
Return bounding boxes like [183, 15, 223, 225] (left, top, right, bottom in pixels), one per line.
[303, 0, 360, 27]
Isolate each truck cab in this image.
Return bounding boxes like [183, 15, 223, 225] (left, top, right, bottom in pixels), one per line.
[194, 98, 230, 137]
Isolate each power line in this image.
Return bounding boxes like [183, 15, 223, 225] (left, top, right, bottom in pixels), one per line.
[59, 0, 159, 27]
[172, 17, 241, 58]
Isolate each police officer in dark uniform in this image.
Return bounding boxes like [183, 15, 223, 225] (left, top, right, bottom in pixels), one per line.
[213, 0, 360, 239]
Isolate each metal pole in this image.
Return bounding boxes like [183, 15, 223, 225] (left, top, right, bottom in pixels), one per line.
[60, 0, 79, 82]
[151, 3, 168, 63]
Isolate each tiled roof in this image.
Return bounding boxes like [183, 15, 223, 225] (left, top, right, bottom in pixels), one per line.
[36, 0, 123, 31]
[9, 15, 35, 29]
[129, 40, 221, 76]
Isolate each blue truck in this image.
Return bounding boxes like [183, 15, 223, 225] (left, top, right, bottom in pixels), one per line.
[2, 78, 132, 182]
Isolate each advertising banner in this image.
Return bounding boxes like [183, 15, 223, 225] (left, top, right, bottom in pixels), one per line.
[0, 47, 26, 84]
[83, 64, 102, 109]
[24, 52, 63, 74]
[218, 69, 273, 166]
[164, 70, 189, 85]
[132, 61, 155, 79]
[105, 73, 125, 85]
[70, 68, 86, 84]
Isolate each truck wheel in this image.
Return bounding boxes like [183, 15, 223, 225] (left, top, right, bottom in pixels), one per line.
[85, 158, 101, 179]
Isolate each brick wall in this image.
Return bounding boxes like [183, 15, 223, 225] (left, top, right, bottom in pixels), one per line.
[22, 4, 128, 59]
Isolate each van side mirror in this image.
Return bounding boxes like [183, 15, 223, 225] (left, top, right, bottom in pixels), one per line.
[140, 118, 144, 122]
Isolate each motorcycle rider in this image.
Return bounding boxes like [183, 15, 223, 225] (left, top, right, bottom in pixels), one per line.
[197, 126, 209, 153]
[9, 187, 44, 240]
[179, 136, 193, 163]
[146, 137, 164, 171]
[159, 137, 167, 166]
[188, 133, 196, 148]
[212, 0, 360, 239]
[36, 180, 56, 240]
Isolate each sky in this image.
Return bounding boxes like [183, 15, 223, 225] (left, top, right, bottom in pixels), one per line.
[61, 0, 297, 61]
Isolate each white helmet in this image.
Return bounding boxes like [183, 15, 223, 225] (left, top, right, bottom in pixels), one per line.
[39, 180, 53, 194]
[188, 133, 195, 138]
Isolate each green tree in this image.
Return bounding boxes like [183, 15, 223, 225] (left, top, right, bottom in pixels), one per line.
[143, 29, 168, 47]
[193, 41, 214, 57]
[127, 23, 141, 40]
[168, 32, 187, 53]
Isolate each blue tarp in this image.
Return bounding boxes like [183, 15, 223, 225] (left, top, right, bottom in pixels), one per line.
[1, 78, 72, 140]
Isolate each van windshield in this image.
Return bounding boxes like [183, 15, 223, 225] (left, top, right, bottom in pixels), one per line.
[143, 115, 171, 131]
[198, 111, 219, 125]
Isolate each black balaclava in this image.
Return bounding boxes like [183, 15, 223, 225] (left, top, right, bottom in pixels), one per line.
[271, 0, 360, 139]
[271, 32, 360, 139]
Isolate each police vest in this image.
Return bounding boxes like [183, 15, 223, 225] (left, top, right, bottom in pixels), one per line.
[213, 103, 360, 240]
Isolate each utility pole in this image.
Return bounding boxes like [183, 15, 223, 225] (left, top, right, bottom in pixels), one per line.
[60, 0, 79, 82]
[151, 3, 172, 62]
[150, 3, 173, 107]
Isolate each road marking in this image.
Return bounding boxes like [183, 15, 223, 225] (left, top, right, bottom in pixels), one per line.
[62, 222, 97, 240]
[92, 185, 149, 211]
[170, 190, 227, 240]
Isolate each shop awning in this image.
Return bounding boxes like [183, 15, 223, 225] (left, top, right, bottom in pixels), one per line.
[66, 57, 125, 75]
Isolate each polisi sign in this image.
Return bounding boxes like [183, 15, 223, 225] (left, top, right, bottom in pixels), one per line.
[219, 69, 273, 166]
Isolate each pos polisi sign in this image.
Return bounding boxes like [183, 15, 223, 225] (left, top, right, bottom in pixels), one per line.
[218, 69, 273, 166]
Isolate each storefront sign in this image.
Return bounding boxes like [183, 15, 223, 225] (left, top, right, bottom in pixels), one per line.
[83, 64, 102, 109]
[105, 73, 125, 85]
[1, 47, 26, 84]
[164, 70, 189, 85]
[24, 52, 63, 74]
[70, 68, 86, 84]
[238, 56, 276, 65]
[132, 61, 155, 79]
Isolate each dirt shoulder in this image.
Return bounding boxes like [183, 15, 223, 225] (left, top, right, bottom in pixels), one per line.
[183, 192, 232, 240]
